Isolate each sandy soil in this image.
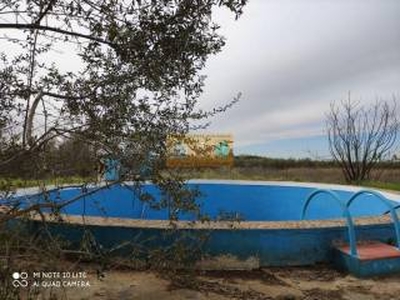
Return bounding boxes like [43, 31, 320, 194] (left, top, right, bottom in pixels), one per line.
[29, 265, 400, 300]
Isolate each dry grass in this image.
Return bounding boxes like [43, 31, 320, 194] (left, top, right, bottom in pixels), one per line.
[184, 166, 400, 191]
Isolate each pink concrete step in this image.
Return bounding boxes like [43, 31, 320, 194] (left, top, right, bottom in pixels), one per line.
[336, 242, 400, 261]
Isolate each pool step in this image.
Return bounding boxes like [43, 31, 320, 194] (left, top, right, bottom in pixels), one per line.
[333, 241, 400, 277]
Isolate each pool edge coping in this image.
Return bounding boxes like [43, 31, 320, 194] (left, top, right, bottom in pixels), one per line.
[28, 213, 394, 230]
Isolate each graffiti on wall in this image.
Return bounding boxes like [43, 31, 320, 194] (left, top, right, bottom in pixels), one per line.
[166, 134, 234, 168]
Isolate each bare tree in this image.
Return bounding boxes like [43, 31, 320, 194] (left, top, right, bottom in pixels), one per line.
[326, 95, 399, 183]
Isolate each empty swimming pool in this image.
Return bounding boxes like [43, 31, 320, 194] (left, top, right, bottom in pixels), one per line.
[5, 180, 400, 267]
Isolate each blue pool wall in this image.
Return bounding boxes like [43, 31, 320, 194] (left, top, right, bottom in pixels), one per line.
[26, 219, 396, 266]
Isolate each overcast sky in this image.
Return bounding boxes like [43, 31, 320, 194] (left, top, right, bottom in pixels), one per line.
[198, 0, 400, 158]
[1, 0, 399, 158]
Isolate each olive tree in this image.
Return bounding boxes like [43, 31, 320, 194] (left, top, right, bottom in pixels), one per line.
[0, 1, 247, 291]
[326, 97, 399, 183]
[0, 0, 245, 175]
[0, 0, 245, 211]
[0, 0, 248, 212]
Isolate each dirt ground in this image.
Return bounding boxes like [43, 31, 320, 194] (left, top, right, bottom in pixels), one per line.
[30, 265, 400, 300]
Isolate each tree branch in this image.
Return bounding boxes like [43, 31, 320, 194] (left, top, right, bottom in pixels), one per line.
[34, 0, 57, 25]
[0, 23, 114, 46]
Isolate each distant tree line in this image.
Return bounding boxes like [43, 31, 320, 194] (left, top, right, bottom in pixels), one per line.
[3, 147, 400, 181]
[0, 135, 97, 179]
[234, 155, 400, 170]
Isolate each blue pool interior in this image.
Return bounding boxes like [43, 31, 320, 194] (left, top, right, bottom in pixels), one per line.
[7, 183, 399, 222]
